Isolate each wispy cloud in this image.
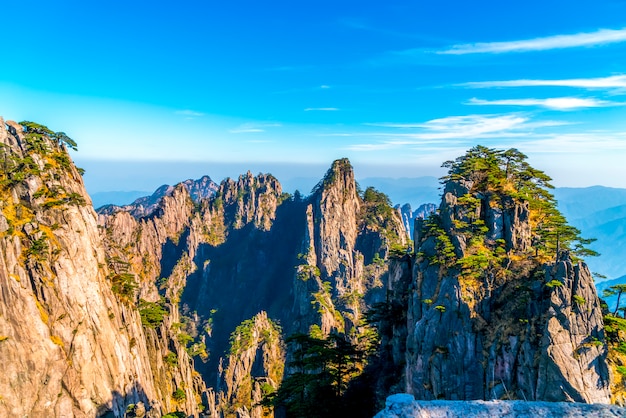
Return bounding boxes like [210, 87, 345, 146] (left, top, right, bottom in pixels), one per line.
[304, 107, 339, 112]
[460, 75, 626, 89]
[346, 114, 570, 152]
[517, 131, 626, 154]
[438, 27, 626, 54]
[229, 122, 281, 134]
[467, 97, 622, 110]
[412, 114, 529, 138]
[175, 109, 204, 117]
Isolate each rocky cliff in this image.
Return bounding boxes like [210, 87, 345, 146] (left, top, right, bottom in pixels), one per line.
[4, 122, 616, 418]
[397, 203, 437, 240]
[96, 157, 407, 417]
[380, 146, 611, 404]
[0, 119, 202, 417]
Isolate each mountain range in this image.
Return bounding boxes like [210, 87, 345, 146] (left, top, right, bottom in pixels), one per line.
[96, 178, 626, 282]
[2, 118, 626, 417]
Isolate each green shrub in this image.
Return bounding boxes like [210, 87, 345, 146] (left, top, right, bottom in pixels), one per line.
[162, 412, 186, 418]
[110, 273, 137, 301]
[177, 332, 193, 347]
[67, 192, 86, 206]
[546, 280, 563, 288]
[138, 299, 168, 328]
[23, 233, 49, 260]
[172, 388, 186, 402]
[164, 351, 178, 367]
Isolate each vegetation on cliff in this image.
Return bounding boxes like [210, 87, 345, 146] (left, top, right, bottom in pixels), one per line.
[3, 115, 619, 417]
[393, 145, 611, 403]
[419, 145, 597, 295]
[266, 332, 375, 418]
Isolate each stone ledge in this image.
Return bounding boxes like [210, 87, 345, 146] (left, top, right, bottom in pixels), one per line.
[374, 394, 626, 418]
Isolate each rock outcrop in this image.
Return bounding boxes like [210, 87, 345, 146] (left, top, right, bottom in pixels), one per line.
[0, 119, 201, 417]
[398, 203, 437, 240]
[213, 312, 284, 418]
[381, 147, 611, 405]
[97, 157, 407, 416]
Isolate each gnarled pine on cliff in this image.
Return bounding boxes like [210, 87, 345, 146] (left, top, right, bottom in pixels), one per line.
[381, 145, 610, 403]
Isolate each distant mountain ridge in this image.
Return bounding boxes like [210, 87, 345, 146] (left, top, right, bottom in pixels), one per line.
[91, 190, 150, 209]
[596, 275, 626, 312]
[97, 175, 218, 218]
[552, 187, 626, 280]
[94, 178, 626, 280]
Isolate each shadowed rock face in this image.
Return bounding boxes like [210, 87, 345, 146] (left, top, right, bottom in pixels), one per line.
[382, 175, 611, 404]
[98, 157, 407, 415]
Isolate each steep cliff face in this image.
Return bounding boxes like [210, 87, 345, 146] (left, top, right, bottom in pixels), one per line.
[398, 203, 437, 240]
[386, 147, 611, 404]
[99, 181, 220, 416]
[292, 160, 408, 337]
[0, 119, 202, 417]
[214, 312, 284, 418]
[96, 157, 406, 416]
[219, 172, 283, 231]
[99, 169, 296, 416]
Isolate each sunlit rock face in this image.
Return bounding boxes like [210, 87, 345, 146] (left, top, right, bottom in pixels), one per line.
[0, 118, 204, 417]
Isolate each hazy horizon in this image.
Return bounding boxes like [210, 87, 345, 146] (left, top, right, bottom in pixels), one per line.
[75, 157, 626, 197]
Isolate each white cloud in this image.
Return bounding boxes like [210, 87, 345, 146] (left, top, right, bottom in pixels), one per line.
[519, 132, 626, 153]
[304, 107, 339, 111]
[175, 109, 205, 117]
[467, 97, 621, 110]
[345, 114, 578, 153]
[229, 122, 281, 134]
[461, 75, 626, 89]
[320, 85, 331, 89]
[438, 27, 626, 54]
[411, 114, 529, 138]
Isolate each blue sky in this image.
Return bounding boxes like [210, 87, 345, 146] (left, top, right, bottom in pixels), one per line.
[2, 0, 626, 192]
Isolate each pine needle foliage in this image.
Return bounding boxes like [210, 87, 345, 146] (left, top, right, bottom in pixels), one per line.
[438, 145, 596, 262]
